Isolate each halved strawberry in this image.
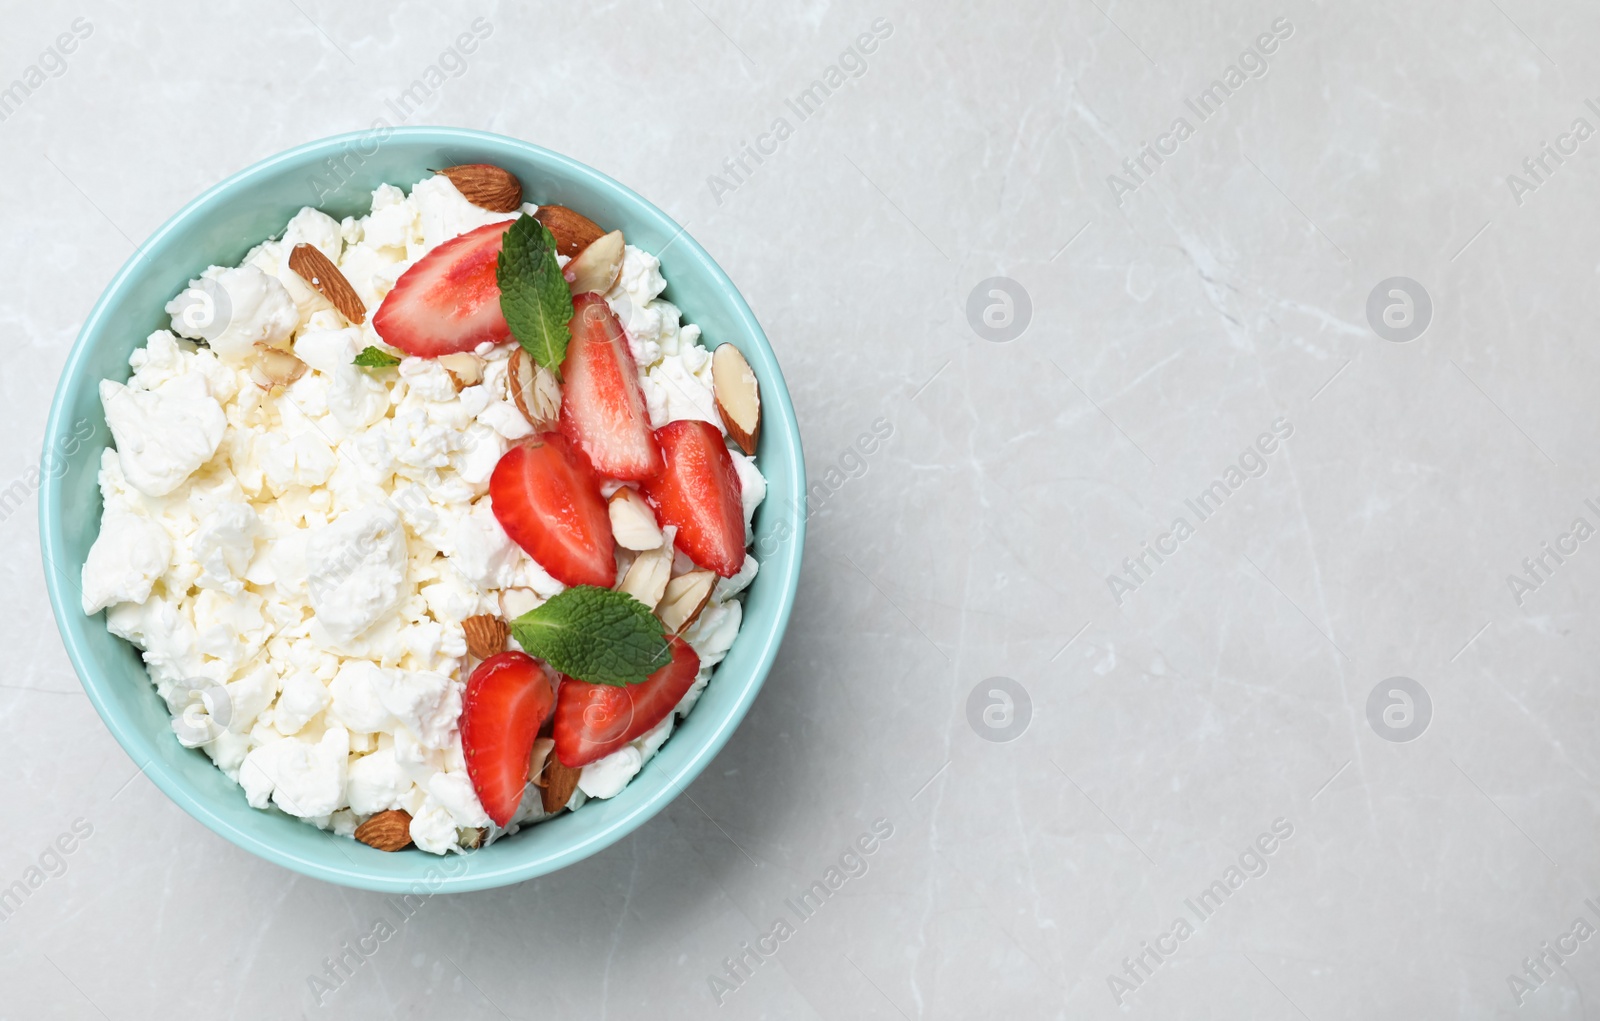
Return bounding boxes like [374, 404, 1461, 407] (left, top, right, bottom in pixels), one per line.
[642, 420, 746, 577]
[461, 651, 557, 827]
[552, 636, 700, 768]
[372, 219, 515, 357]
[558, 293, 663, 480]
[489, 434, 616, 588]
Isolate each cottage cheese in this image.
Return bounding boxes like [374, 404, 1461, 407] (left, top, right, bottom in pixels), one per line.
[81, 175, 766, 853]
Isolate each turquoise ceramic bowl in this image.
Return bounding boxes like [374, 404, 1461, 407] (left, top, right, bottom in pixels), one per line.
[39, 128, 805, 892]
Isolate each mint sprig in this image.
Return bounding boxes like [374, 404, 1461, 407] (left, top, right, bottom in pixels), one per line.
[354, 346, 401, 368]
[497, 214, 572, 378]
[510, 586, 671, 686]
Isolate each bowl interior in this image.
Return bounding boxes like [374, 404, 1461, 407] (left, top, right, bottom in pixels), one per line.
[40, 128, 804, 892]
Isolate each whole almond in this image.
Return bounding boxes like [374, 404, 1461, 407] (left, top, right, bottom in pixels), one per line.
[540, 758, 583, 813]
[288, 243, 367, 325]
[438, 164, 523, 213]
[462, 614, 509, 660]
[533, 205, 604, 258]
[354, 809, 413, 852]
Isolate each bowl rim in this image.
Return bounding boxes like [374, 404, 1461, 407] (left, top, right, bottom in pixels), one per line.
[38, 127, 805, 892]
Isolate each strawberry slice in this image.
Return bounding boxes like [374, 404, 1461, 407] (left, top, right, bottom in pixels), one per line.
[642, 420, 746, 577]
[461, 651, 557, 826]
[372, 219, 515, 357]
[489, 433, 616, 588]
[558, 293, 663, 480]
[553, 636, 700, 768]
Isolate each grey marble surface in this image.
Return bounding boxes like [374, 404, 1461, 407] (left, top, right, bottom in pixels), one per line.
[5, 0, 1600, 1017]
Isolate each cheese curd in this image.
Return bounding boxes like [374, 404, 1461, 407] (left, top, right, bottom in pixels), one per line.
[81, 176, 766, 853]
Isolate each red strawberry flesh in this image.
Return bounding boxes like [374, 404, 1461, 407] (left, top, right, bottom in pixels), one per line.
[553, 637, 701, 768]
[558, 293, 663, 480]
[643, 419, 746, 577]
[372, 219, 515, 357]
[489, 434, 616, 589]
[461, 651, 557, 827]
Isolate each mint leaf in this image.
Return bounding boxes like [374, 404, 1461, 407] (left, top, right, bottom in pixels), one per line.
[497, 214, 572, 378]
[354, 346, 401, 368]
[510, 586, 671, 686]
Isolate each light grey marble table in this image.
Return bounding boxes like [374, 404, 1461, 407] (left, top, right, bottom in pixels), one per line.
[5, 1, 1600, 1017]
